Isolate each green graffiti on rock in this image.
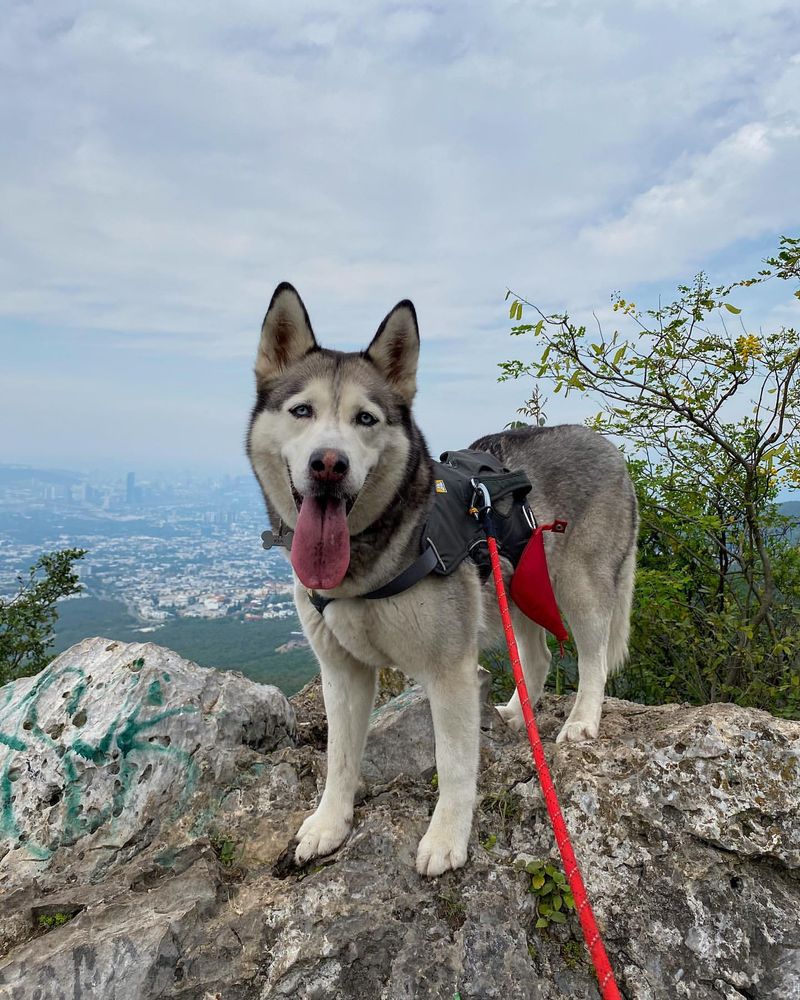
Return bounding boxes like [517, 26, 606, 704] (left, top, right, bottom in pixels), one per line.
[0, 657, 200, 861]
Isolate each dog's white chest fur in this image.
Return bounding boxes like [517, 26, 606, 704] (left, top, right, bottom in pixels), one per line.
[318, 600, 387, 667]
[297, 588, 393, 669]
[296, 577, 465, 676]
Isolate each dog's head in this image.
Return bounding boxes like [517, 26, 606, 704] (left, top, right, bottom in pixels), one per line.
[247, 283, 420, 591]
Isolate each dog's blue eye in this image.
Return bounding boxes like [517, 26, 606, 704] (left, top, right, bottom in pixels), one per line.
[289, 403, 313, 419]
[356, 411, 378, 427]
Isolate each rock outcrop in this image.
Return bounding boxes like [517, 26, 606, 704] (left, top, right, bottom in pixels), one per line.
[1, 638, 799, 999]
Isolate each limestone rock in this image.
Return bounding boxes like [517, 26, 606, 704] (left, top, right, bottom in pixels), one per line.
[0, 636, 295, 885]
[1, 640, 799, 1000]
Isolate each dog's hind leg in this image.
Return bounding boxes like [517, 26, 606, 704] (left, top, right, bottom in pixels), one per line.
[495, 613, 552, 731]
[295, 651, 377, 864]
[416, 655, 481, 877]
[556, 574, 613, 743]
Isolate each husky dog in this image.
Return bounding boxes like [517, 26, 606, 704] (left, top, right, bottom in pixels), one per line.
[246, 284, 638, 877]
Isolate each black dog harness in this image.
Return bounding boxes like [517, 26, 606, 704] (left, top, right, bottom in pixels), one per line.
[261, 449, 536, 615]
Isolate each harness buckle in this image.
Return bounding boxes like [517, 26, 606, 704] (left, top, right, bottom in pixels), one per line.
[522, 503, 537, 531]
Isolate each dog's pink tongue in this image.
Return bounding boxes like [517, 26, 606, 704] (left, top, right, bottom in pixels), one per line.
[291, 496, 350, 590]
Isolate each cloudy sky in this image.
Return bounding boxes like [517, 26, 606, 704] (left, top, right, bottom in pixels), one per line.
[2, 0, 799, 476]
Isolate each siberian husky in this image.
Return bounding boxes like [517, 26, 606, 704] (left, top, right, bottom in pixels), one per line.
[246, 284, 638, 877]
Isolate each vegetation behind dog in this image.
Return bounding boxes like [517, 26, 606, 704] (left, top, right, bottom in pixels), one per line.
[501, 236, 800, 719]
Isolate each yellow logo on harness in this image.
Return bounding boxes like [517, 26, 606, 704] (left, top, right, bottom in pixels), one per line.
[435, 480, 448, 494]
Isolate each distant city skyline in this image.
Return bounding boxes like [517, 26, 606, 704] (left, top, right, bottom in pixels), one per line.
[2, 458, 799, 506]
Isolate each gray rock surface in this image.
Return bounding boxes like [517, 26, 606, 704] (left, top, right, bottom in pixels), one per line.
[1, 638, 799, 1000]
[0, 636, 295, 885]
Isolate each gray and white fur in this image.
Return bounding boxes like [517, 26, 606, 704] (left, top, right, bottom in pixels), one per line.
[246, 284, 638, 877]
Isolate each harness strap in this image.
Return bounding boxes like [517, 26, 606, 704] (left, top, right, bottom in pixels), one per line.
[307, 542, 439, 615]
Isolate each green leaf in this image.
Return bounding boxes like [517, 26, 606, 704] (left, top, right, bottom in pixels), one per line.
[613, 346, 627, 366]
[530, 874, 546, 890]
[509, 302, 517, 320]
[723, 303, 742, 314]
[535, 917, 548, 929]
[549, 911, 567, 924]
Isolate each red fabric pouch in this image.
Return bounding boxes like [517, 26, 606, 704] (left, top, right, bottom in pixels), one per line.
[510, 520, 569, 647]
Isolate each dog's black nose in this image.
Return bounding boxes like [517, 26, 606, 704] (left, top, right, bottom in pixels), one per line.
[309, 449, 350, 482]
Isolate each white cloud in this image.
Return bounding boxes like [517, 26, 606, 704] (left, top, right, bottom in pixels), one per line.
[576, 118, 800, 285]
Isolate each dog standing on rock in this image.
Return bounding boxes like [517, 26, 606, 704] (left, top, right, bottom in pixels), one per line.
[246, 284, 638, 877]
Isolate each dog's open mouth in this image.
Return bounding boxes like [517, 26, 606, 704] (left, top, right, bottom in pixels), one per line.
[289, 484, 355, 591]
[291, 483, 355, 516]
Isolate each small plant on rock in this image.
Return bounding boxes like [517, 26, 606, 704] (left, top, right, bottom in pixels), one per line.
[37, 912, 74, 931]
[209, 831, 241, 869]
[516, 858, 575, 928]
[435, 891, 467, 931]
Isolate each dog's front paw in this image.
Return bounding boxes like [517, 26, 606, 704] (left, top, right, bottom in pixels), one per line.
[556, 716, 600, 743]
[294, 807, 351, 865]
[496, 698, 525, 731]
[416, 825, 469, 877]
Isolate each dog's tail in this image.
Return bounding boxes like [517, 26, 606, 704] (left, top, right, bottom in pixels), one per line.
[607, 492, 638, 675]
[607, 548, 636, 675]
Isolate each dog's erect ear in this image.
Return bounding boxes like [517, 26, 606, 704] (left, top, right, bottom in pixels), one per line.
[365, 301, 420, 404]
[256, 283, 318, 382]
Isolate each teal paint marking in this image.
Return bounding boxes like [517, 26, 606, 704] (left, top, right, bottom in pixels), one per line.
[71, 736, 110, 765]
[146, 680, 164, 706]
[115, 704, 196, 757]
[0, 665, 84, 729]
[0, 664, 85, 860]
[155, 846, 178, 868]
[1, 659, 201, 861]
[108, 702, 201, 820]
[25, 842, 51, 861]
[189, 805, 216, 839]
[66, 681, 88, 716]
[0, 769, 19, 842]
[0, 734, 27, 751]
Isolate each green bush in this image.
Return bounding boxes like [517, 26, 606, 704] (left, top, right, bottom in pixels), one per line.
[501, 238, 800, 717]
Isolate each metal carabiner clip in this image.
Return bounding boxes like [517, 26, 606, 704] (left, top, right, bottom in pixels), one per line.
[469, 479, 492, 518]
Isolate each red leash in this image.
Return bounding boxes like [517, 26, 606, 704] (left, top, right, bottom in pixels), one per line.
[480, 501, 623, 999]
